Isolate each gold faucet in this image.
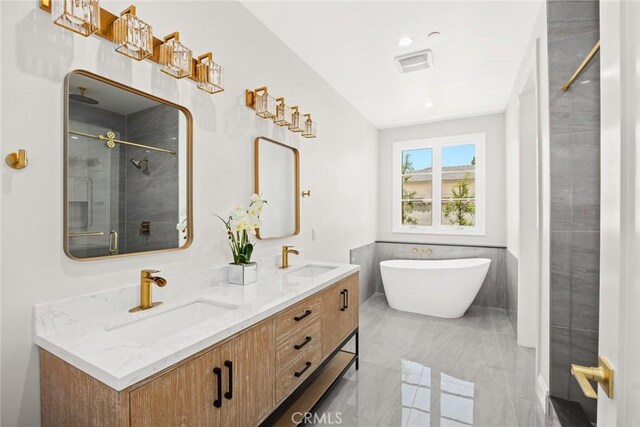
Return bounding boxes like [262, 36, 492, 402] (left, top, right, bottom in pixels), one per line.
[281, 245, 299, 269]
[129, 269, 167, 312]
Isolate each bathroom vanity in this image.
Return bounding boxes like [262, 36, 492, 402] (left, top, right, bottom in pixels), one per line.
[35, 263, 359, 426]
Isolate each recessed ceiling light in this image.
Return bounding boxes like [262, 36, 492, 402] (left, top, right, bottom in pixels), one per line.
[428, 31, 441, 39]
[398, 37, 413, 47]
[424, 102, 434, 108]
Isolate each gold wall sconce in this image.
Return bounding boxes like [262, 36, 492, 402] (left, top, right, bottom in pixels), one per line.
[112, 5, 153, 61]
[39, 1, 223, 95]
[246, 87, 317, 138]
[5, 149, 28, 170]
[246, 87, 277, 119]
[50, 0, 100, 36]
[196, 52, 224, 94]
[301, 114, 317, 139]
[274, 98, 294, 126]
[159, 32, 193, 79]
[288, 106, 303, 132]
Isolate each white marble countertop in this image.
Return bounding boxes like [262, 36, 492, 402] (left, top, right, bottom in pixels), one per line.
[33, 260, 359, 391]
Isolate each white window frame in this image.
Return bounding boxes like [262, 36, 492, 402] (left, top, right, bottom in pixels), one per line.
[392, 133, 486, 235]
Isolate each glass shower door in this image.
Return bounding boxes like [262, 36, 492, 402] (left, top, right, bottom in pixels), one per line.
[67, 120, 121, 258]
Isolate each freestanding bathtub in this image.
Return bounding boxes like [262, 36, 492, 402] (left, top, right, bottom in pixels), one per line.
[380, 258, 491, 318]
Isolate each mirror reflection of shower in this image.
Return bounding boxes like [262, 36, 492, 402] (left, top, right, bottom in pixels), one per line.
[65, 71, 188, 259]
[69, 87, 99, 105]
[130, 156, 150, 175]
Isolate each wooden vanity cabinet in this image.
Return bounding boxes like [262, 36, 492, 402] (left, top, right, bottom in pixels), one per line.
[130, 346, 222, 427]
[39, 272, 358, 427]
[321, 273, 359, 357]
[129, 321, 275, 427]
[219, 321, 275, 426]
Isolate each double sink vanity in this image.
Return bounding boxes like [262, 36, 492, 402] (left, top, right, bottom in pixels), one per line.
[35, 260, 359, 426]
[38, 69, 354, 426]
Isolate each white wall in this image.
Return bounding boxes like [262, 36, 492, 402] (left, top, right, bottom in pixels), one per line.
[503, 2, 550, 410]
[377, 113, 506, 247]
[0, 2, 378, 425]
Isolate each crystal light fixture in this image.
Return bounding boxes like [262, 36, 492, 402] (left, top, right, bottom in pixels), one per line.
[288, 106, 303, 132]
[159, 32, 193, 79]
[51, 0, 100, 36]
[195, 52, 224, 94]
[112, 5, 153, 61]
[274, 98, 293, 126]
[301, 114, 317, 139]
[254, 87, 276, 119]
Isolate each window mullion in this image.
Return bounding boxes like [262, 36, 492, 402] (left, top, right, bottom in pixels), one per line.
[433, 145, 442, 228]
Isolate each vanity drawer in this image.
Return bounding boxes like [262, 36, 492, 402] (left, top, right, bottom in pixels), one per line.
[276, 318, 322, 374]
[275, 342, 322, 403]
[274, 295, 321, 341]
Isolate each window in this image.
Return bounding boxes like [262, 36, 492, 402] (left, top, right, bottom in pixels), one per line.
[392, 133, 486, 235]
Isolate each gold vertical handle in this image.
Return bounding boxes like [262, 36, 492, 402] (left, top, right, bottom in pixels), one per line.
[571, 356, 614, 399]
[109, 230, 119, 255]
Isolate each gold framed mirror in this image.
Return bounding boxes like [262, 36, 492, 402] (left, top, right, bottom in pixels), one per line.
[254, 137, 300, 240]
[63, 70, 193, 260]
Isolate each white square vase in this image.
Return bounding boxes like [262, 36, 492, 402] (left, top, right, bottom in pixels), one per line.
[228, 262, 257, 285]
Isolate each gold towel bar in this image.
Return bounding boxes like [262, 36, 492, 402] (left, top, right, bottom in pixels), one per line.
[68, 231, 105, 238]
[69, 130, 176, 155]
[562, 41, 600, 92]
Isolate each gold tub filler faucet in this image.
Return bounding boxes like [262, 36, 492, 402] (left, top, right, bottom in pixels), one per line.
[129, 269, 167, 312]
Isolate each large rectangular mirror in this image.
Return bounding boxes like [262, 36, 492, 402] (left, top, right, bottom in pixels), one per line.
[254, 137, 300, 239]
[64, 70, 192, 260]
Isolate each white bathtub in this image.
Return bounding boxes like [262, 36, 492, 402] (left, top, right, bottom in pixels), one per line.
[380, 258, 491, 318]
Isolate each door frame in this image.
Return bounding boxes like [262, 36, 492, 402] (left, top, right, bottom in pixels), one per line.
[598, 0, 640, 425]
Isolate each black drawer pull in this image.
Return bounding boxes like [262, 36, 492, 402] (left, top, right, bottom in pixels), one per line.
[294, 309, 312, 321]
[224, 360, 233, 400]
[294, 336, 312, 350]
[344, 289, 349, 309]
[294, 361, 312, 377]
[340, 290, 346, 311]
[213, 367, 222, 408]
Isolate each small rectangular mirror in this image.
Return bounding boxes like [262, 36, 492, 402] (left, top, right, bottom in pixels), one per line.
[64, 70, 192, 260]
[254, 137, 300, 239]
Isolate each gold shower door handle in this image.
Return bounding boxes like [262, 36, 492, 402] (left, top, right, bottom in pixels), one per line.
[571, 356, 614, 399]
[109, 230, 119, 255]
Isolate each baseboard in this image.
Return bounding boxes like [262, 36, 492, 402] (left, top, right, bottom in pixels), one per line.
[537, 373, 550, 415]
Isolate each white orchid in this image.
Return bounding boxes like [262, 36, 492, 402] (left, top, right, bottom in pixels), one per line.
[248, 206, 261, 217]
[216, 195, 268, 265]
[230, 204, 246, 219]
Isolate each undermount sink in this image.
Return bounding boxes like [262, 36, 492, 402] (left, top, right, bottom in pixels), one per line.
[288, 265, 337, 279]
[107, 300, 237, 346]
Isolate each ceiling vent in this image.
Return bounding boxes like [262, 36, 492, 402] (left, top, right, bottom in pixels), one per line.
[394, 49, 435, 74]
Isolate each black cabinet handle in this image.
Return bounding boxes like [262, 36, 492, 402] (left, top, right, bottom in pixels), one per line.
[213, 367, 222, 408]
[224, 360, 233, 400]
[340, 290, 346, 311]
[294, 336, 312, 350]
[294, 361, 312, 378]
[294, 309, 312, 321]
[344, 289, 349, 309]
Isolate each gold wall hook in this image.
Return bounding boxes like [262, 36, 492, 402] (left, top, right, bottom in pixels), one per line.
[5, 149, 28, 170]
[571, 356, 614, 399]
[302, 190, 311, 198]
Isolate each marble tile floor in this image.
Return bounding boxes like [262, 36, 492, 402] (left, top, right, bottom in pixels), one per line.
[312, 294, 551, 427]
